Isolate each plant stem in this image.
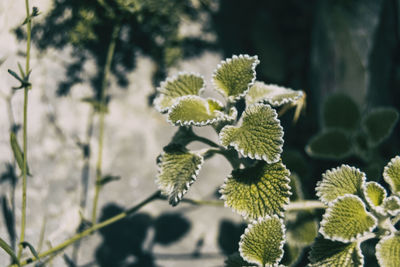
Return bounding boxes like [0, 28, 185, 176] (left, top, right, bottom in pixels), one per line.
[17, 0, 32, 260]
[10, 191, 161, 267]
[91, 24, 120, 225]
[286, 200, 326, 211]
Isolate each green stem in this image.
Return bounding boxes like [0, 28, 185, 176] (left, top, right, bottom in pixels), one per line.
[286, 200, 326, 211]
[91, 23, 120, 225]
[11, 191, 161, 267]
[17, 0, 32, 260]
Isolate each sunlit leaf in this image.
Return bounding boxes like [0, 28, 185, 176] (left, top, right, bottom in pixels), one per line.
[239, 216, 285, 266]
[319, 195, 377, 242]
[168, 96, 234, 126]
[362, 181, 386, 215]
[383, 155, 400, 195]
[309, 237, 363, 267]
[219, 104, 284, 163]
[154, 72, 205, 112]
[245, 81, 304, 107]
[156, 144, 204, 206]
[362, 107, 399, 146]
[286, 211, 318, 247]
[376, 233, 400, 267]
[212, 54, 259, 101]
[322, 93, 360, 131]
[316, 165, 366, 204]
[224, 252, 256, 267]
[383, 196, 400, 216]
[306, 129, 352, 160]
[220, 161, 290, 219]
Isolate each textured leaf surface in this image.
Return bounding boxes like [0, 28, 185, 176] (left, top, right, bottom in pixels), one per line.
[220, 161, 290, 219]
[376, 234, 400, 267]
[239, 216, 285, 266]
[322, 94, 360, 131]
[362, 107, 399, 146]
[245, 81, 303, 106]
[168, 96, 233, 126]
[306, 129, 352, 159]
[156, 145, 203, 206]
[154, 72, 205, 112]
[320, 195, 377, 242]
[363, 181, 386, 215]
[383, 155, 400, 195]
[309, 237, 363, 267]
[220, 104, 283, 163]
[316, 165, 366, 204]
[212, 54, 259, 101]
[383, 196, 400, 216]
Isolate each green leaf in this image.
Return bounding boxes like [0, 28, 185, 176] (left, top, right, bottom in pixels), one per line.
[220, 161, 291, 219]
[168, 96, 235, 126]
[0, 237, 19, 266]
[96, 175, 120, 187]
[20, 241, 39, 259]
[322, 93, 360, 131]
[362, 181, 386, 215]
[219, 104, 284, 163]
[306, 129, 352, 160]
[383, 196, 400, 216]
[224, 252, 256, 267]
[376, 233, 400, 267]
[319, 195, 377, 242]
[362, 107, 399, 146]
[154, 72, 205, 112]
[239, 216, 285, 266]
[212, 54, 259, 101]
[383, 155, 400, 195]
[309, 237, 363, 267]
[316, 165, 366, 204]
[10, 132, 30, 176]
[281, 244, 302, 267]
[286, 211, 318, 247]
[245, 81, 304, 107]
[156, 145, 204, 206]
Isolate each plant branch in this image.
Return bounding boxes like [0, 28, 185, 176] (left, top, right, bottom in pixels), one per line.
[91, 23, 120, 225]
[10, 191, 162, 267]
[285, 200, 326, 211]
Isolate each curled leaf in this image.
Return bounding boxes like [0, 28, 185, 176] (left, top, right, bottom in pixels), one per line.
[362, 181, 387, 215]
[220, 161, 291, 219]
[383, 196, 400, 216]
[154, 72, 205, 113]
[319, 195, 377, 243]
[219, 104, 284, 163]
[383, 155, 400, 195]
[316, 165, 366, 204]
[212, 54, 259, 101]
[376, 233, 400, 267]
[239, 216, 285, 267]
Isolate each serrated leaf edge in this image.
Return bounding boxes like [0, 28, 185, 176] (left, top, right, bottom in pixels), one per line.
[219, 166, 292, 219]
[375, 233, 399, 267]
[155, 150, 204, 206]
[219, 103, 284, 164]
[154, 71, 206, 113]
[316, 165, 366, 205]
[362, 181, 387, 216]
[383, 155, 400, 195]
[319, 194, 377, 243]
[247, 82, 304, 107]
[167, 95, 234, 126]
[383, 195, 400, 216]
[212, 54, 260, 102]
[239, 215, 286, 267]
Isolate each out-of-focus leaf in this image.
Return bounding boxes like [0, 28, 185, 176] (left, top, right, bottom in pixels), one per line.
[288, 173, 303, 201]
[239, 216, 285, 266]
[217, 220, 246, 256]
[20, 241, 39, 260]
[306, 129, 352, 160]
[375, 233, 400, 267]
[362, 107, 399, 146]
[319, 195, 377, 242]
[383, 155, 400, 195]
[286, 211, 318, 247]
[1, 196, 15, 253]
[0, 237, 19, 266]
[281, 244, 302, 267]
[220, 104, 284, 163]
[96, 175, 120, 187]
[322, 94, 360, 131]
[212, 54, 259, 101]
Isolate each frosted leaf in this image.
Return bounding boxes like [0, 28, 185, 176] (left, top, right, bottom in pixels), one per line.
[362, 181, 386, 215]
[383, 196, 400, 216]
[319, 195, 377, 242]
[220, 161, 291, 219]
[156, 145, 204, 206]
[212, 54, 259, 101]
[383, 155, 400, 195]
[316, 165, 366, 204]
[376, 233, 400, 267]
[246, 81, 303, 107]
[154, 72, 205, 112]
[219, 104, 283, 164]
[239, 216, 285, 266]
